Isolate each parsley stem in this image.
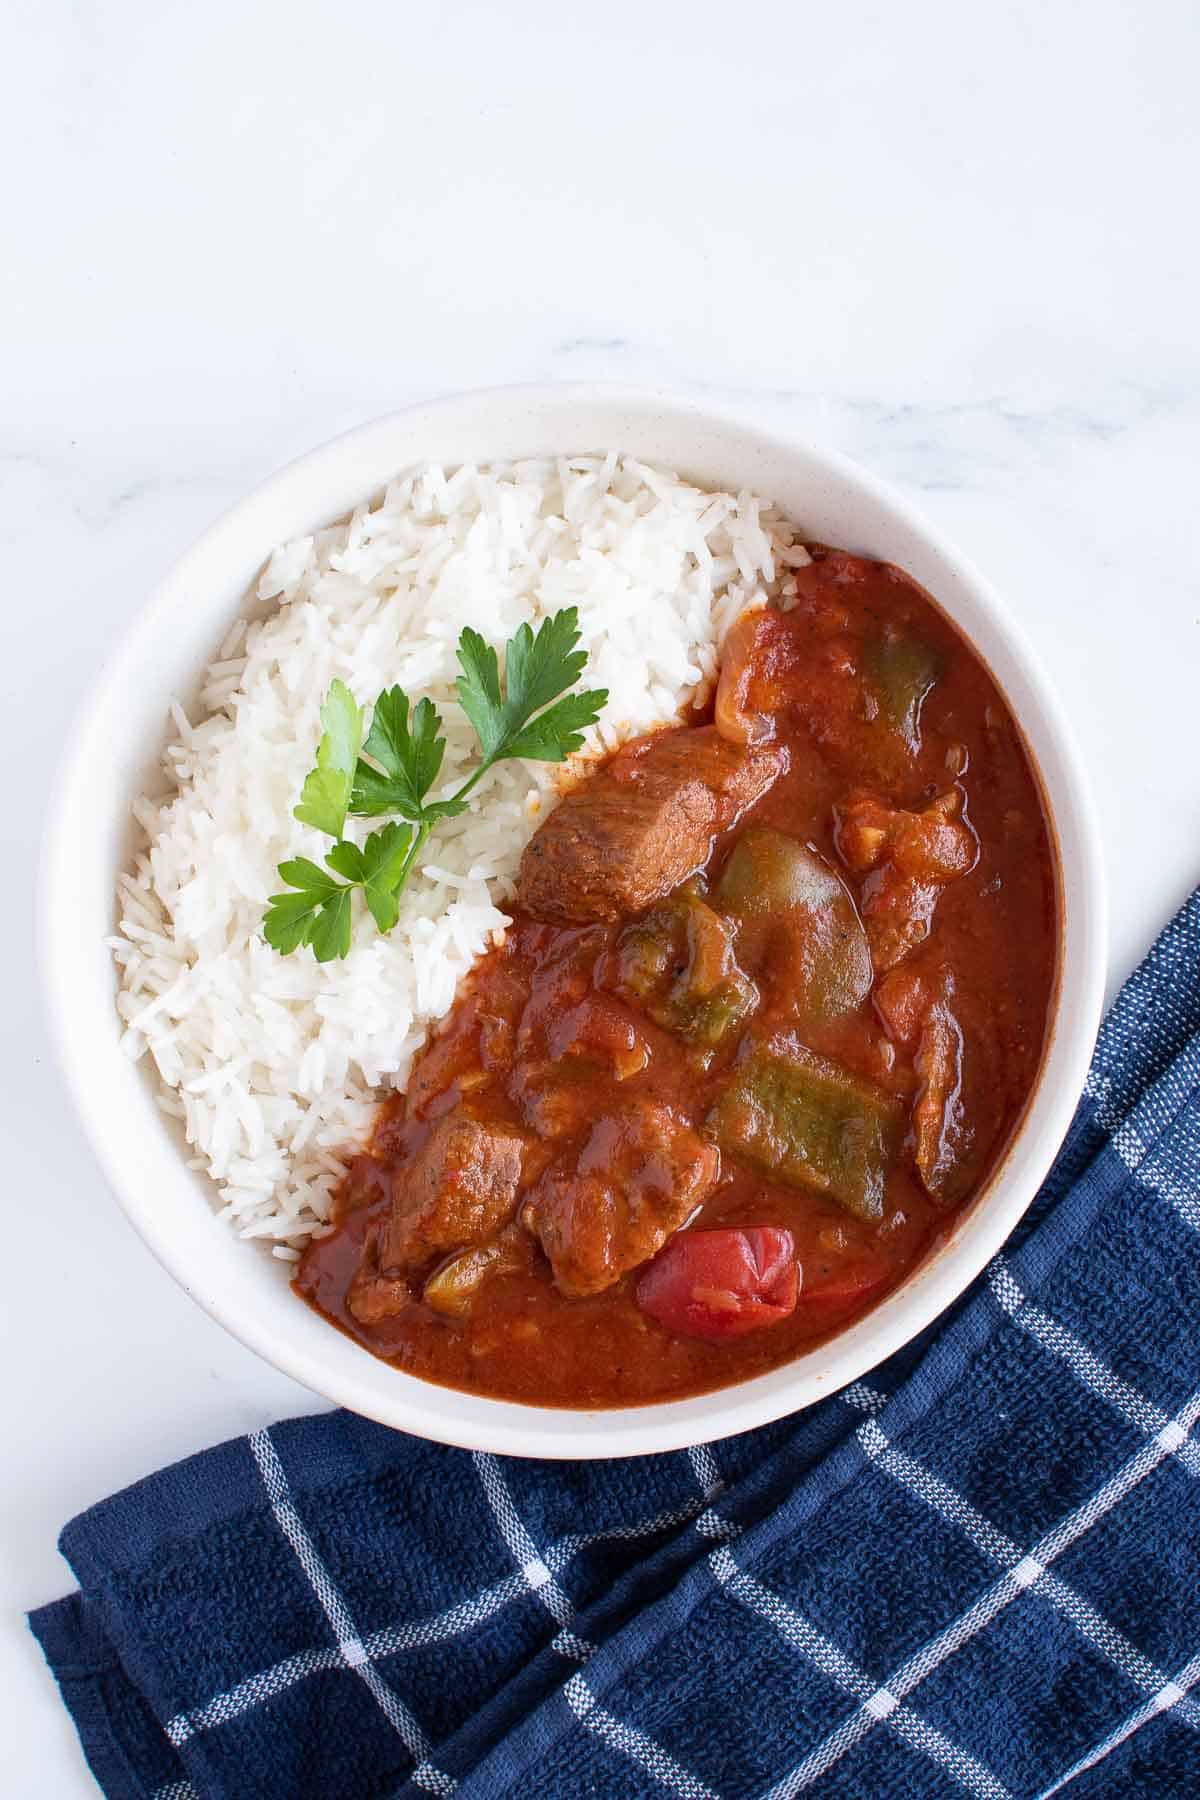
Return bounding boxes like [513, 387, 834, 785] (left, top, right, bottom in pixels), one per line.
[442, 756, 495, 812]
[399, 818, 433, 889]
[268, 609, 606, 959]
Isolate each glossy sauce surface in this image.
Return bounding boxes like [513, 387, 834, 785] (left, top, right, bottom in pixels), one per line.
[297, 550, 1058, 1406]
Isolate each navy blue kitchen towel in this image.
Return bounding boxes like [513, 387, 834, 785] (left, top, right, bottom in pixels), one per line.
[30, 888, 1200, 1799]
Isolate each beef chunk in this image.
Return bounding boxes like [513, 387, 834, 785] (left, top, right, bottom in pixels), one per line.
[347, 1226, 413, 1326]
[517, 726, 783, 924]
[525, 1100, 720, 1296]
[381, 1107, 527, 1275]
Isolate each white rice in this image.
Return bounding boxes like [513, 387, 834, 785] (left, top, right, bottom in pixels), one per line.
[113, 455, 807, 1255]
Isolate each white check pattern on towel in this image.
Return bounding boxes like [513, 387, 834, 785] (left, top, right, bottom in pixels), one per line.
[489, 1254, 1200, 1800]
[147, 1259, 1200, 1800]
[158, 1432, 734, 1790]
[146, 1221, 1200, 1800]
[51, 891, 1200, 1800]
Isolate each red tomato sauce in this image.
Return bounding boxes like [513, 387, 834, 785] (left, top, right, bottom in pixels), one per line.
[296, 549, 1058, 1407]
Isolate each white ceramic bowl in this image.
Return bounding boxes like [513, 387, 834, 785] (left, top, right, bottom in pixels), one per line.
[41, 384, 1106, 1458]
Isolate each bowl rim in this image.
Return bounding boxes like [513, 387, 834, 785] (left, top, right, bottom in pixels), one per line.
[39, 381, 1107, 1457]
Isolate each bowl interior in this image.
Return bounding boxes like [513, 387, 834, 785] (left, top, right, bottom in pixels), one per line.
[41, 385, 1106, 1457]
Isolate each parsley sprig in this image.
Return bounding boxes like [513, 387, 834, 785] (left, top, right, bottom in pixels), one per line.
[264, 609, 607, 962]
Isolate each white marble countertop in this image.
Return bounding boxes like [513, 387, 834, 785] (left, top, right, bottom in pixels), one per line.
[3, 1, 1198, 1791]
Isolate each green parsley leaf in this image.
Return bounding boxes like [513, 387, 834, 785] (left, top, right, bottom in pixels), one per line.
[264, 826, 416, 961]
[324, 839, 366, 883]
[264, 858, 347, 961]
[500, 688, 610, 762]
[454, 627, 506, 759]
[504, 610, 589, 719]
[261, 889, 326, 956]
[267, 610, 605, 959]
[276, 855, 340, 893]
[350, 690, 447, 819]
[361, 820, 415, 933]
[307, 886, 354, 962]
[456, 608, 606, 768]
[293, 680, 364, 838]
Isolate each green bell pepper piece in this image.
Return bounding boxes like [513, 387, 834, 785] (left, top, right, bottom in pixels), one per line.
[865, 632, 942, 753]
[615, 891, 757, 1050]
[707, 1042, 899, 1221]
[716, 829, 872, 1024]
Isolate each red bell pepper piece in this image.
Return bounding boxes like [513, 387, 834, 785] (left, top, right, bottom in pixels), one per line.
[636, 1227, 798, 1342]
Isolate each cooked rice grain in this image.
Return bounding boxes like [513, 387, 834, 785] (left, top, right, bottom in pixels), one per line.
[113, 456, 801, 1245]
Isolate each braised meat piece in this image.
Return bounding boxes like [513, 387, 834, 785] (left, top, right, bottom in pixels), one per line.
[295, 543, 1057, 1411]
[381, 1106, 528, 1275]
[345, 1109, 529, 1325]
[347, 1228, 413, 1327]
[517, 725, 783, 924]
[525, 1100, 720, 1296]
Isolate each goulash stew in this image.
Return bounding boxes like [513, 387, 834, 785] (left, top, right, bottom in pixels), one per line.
[297, 549, 1058, 1406]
